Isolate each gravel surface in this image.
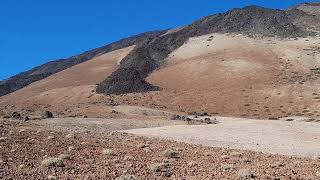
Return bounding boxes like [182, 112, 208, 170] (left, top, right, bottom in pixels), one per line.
[125, 117, 320, 158]
[1, 119, 319, 179]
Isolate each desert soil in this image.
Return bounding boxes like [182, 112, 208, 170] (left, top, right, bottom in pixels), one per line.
[1, 118, 319, 179]
[125, 117, 320, 158]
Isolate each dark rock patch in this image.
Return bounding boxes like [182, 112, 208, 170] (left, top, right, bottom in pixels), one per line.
[41, 111, 54, 119]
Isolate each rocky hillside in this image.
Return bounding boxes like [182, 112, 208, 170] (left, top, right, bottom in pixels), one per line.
[96, 5, 319, 95]
[295, 2, 320, 15]
[0, 31, 165, 97]
[2, 4, 320, 97]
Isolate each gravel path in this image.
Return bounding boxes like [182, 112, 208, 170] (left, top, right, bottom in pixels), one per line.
[125, 117, 320, 158]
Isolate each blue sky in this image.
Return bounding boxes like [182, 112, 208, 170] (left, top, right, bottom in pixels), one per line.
[0, 0, 318, 80]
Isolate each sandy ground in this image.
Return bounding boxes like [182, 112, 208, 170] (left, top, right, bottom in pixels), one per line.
[29, 117, 185, 135]
[1, 119, 319, 179]
[125, 117, 320, 158]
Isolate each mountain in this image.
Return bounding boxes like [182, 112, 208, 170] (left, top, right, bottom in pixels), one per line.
[96, 5, 319, 95]
[1, 3, 320, 120]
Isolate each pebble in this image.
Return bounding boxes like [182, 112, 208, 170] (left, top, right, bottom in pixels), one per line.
[0, 137, 8, 142]
[187, 161, 198, 167]
[47, 175, 57, 180]
[58, 154, 71, 160]
[123, 155, 134, 161]
[65, 133, 75, 139]
[221, 164, 234, 172]
[68, 146, 74, 152]
[47, 136, 55, 140]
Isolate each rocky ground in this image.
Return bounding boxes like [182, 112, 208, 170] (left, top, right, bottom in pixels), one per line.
[1, 119, 319, 179]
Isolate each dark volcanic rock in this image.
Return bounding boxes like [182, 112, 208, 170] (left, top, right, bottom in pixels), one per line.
[10, 112, 22, 120]
[0, 31, 165, 97]
[97, 5, 317, 95]
[41, 111, 54, 119]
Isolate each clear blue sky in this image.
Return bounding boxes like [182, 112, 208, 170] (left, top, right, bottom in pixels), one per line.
[0, 0, 318, 80]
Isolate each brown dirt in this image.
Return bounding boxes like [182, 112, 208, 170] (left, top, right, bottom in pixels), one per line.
[1, 119, 319, 179]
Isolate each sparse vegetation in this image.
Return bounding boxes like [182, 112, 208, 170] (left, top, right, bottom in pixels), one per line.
[162, 149, 179, 158]
[41, 157, 65, 167]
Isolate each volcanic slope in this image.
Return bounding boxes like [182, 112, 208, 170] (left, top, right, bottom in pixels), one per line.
[109, 33, 320, 120]
[0, 31, 164, 97]
[2, 4, 320, 120]
[0, 46, 134, 118]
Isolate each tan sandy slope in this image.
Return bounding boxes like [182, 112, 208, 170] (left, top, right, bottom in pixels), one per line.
[0, 46, 134, 118]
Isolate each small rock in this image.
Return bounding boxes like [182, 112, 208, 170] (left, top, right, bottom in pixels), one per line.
[137, 143, 149, 149]
[102, 149, 115, 156]
[187, 161, 198, 167]
[24, 116, 30, 121]
[0, 137, 8, 142]
[18, 164, 24, 169]
[221, 164, 234, 172]
[313, 155, 320, 160]
[230, 151, 242, 157]
[221, 155, 230, 159]
[41, 111, 54, 119]
[68, 146, 74, 152]
[162, 171, 173, 177]
[41, 157, 65, 167]
[162, 149, 179, 158]
[47, 136, 55, 140]
[143, 147, 152, 153]
[116, 175, 136, 180]
[65, 133, 75, 139]
[47, 175, 57, 180]
[58, 154, 71, 160]
[113, 158, 120, 163]
[270, 162, 285, 168]
[123, 155, 134, 161]
[10, 112, 21, 120]
[238, 168, 255, 179]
